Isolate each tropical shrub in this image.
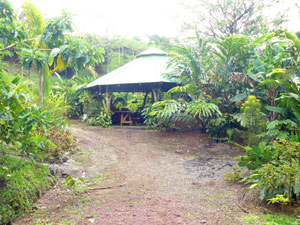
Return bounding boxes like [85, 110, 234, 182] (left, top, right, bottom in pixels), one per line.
[86, 112, 112, 128]
[42, 128, 74, 160]
[235, 95, 266, 144]
[141, 104, 159, 129]
[205, 113, 237, 138]
[235, 95, 266, 133]
[149, 99, 194, 129]
[0, 75, 51, 157]
[245, 140, 300, 202]
[43, 91, 68, 127]
[238, 142, 272, 170]
[258, 119, 298, 142]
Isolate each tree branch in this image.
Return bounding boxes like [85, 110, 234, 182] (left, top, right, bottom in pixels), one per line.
[0, 38, 36, 52]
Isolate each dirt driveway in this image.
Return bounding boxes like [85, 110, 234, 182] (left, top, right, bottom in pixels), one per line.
[16, 121, 250, 225]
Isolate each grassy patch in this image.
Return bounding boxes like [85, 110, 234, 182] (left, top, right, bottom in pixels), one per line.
[0, 155, 56, 224]
[243, 212, 300, 225]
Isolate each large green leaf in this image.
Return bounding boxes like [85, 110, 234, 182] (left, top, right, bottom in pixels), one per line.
[265, 105, 287, 114]
[48, 48, 60, 66]
[231, 92, 252, 102]
[285, 31, 300, 52]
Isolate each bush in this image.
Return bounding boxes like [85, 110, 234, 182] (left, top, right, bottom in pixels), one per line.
[235, 95, 266, 145]
[86, 112, 112, 128]
[258, 119, 299, 142]
[141, 104, 159, 129]
[43, 91, 68, 128]
[0, 155, 55, 224]
[238, 142, 272, 170]
[245, 140, 300, 202]
[0, 74, 73, 223]
[205, 113, 237, 138]
[43, 128, 75, 160]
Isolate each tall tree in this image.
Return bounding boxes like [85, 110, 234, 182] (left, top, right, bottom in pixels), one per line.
[181, 0, 288, 37]
[1, 1, 104, 106]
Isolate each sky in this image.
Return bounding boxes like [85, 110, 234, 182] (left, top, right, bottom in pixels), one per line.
[9, 0, 300, 38]
[10, 0, 183, 38]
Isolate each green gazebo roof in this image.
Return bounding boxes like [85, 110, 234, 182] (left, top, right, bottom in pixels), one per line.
[86, 47, 177, 92]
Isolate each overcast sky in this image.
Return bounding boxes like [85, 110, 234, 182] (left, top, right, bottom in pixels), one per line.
[9, 0, 300, 38]
[10, 0, 183, 38]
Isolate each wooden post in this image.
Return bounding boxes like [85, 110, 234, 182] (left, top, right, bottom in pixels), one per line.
[142, 92, 149, 108]
[106, 86, 111, 114]
[102, 86, 111, 114]
[152, 89, 157, 102]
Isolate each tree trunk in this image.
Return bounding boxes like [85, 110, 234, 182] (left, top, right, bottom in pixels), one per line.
[39, 71, 44, 106]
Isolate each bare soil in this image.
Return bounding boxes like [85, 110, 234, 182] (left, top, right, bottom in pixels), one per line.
[15, 121, 255, 225]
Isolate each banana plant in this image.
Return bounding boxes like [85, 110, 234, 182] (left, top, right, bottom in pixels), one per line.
[264, 31, 300, 123]
[211, 34, 252, 112]
[245, 34, 295, 121]
[167, 32, 212, 87]
[276, 71, 300, 123]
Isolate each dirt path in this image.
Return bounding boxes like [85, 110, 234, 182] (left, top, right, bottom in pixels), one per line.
[16, 121, 251, 225]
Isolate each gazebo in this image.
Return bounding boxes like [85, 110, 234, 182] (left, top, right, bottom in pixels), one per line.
[86, 47, 177, 93]
[85, 47, 178, 125]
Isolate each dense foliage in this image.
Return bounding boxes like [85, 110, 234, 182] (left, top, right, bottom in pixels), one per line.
[246, 140, 300, 202]
[1, 0, 300, 222]
[0, 1, 85, 223]
[141, 27, 300, 206]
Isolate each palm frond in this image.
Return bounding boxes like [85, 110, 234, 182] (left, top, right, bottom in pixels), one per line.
[21, 0, 45, 37]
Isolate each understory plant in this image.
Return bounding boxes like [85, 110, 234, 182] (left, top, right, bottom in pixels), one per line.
[238, 142, 272, 170]
[205, 113, 237, 139]
[141, 104, 159, 129]
[41, 128, 75, 160]
[149, 99, 194, 129]
[144, 84, 222, 130]
[258, 119, 298, 142]
[245, 140, 300, 202]
[235, 95, 266, 145]
[63, 175, 85, 195]
[86, 112, 112, 128]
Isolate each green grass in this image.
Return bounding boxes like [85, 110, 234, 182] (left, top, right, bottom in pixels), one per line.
[0, 152, 56, 224]
[243, 212, 300, 225]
